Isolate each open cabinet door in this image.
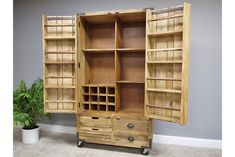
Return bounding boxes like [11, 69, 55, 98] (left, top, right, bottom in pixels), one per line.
[144, 3, 191, 124]
[43, 15, 79, 113]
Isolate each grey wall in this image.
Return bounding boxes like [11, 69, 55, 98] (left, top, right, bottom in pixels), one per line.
[14, 0, 222, 139]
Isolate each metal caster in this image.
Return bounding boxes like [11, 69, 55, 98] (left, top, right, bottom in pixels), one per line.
[77, 140, 84, 147]
[140, 148, 149, 155]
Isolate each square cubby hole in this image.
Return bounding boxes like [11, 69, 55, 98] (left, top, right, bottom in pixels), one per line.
[99, 96, 106, 103]
[83, 86, 89, 94]
[91, 104, 98, 110]
[108, 96, 115, 103]
[83, 95, 89, 102]
[108, 105, 115, 111]
[90, 86, 98, 94]
[99, 105, 106, 111]
[99, 86, 106, 94]
[90, 96, 98, 102]
[83, 104, 89, 110]
[108, 87, 115, 95]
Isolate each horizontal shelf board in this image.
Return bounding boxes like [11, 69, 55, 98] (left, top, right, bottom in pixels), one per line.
[146, 114, 180, 123]
[147, 61, 182, 64]
[148, 30, 183, 37]
[45, 110, 76, 113]
[45, 76, 75, 78]
[146, 88, 182, 93]
[45, 86, 76, 89]
[148, 14, 183, 22]
[83, 49, 115, 53]
[147, 77, 181, 81]
[116, 48, 145, 53]
[82, 101, 90, 104]
[44, 36, 75, 40]
[44, 51, 75, 54]
[146, 104, 180, 111]
[117, 80, 144, 84]
[47, 16, 75, 21]
[45, 100, 76, 103]
[45, 61, 75, 64]
[44, 24, 75, 27]
[107, 103, 115, 106]
[147, 48, 182, 52]
[83, 84, 115, 87]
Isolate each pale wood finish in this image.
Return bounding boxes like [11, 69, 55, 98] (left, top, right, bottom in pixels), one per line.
[43, 3, 190, 150]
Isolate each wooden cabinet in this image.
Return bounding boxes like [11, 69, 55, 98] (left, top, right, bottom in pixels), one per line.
[43, 3, 191, 155]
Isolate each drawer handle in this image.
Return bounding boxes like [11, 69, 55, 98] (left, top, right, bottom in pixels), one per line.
[92, 128, 99, 131]
[91, 117, 99, 120]
[128, 136, 135, 142]
[127, 123, 135, 129]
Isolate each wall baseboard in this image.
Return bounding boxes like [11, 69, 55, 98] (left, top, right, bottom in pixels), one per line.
[38, 123, 222, 149]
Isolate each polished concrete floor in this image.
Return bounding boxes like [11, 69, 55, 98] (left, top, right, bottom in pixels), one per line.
[13, 128, 221, 157]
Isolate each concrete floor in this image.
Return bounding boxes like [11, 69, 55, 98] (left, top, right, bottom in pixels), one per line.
[13, 128, 221, 157]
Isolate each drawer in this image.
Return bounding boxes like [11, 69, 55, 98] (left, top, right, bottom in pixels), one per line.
[114, 131, 149, 148]
[79, 126, 112, 142]
[79, 115, 111, 128]
[113, 118, 149, 133]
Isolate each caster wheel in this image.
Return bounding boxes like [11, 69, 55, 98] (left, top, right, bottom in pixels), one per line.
[77, 140, 84, 147]
[141, 148, 149, 155]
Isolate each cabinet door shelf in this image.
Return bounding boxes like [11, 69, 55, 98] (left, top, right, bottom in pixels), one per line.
[147, 88, 182, 94]
[83, 49, 115, 53]
[146, 104, 180, 111]
[44, 61, 75, 64]
[147, 61, 182, 64]
[146, 77, 181, 81]
[44, 36, 75, 40]
[148, 30, 183, 37]
[44, 24, 75, 27]
[44, 51, 75, 54]
[147, 48, 182, 52]
[148, 14, 183, 22]
[45, 86, 76, 89]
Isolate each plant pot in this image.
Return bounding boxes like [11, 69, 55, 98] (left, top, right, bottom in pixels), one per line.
[22, 126, 39, 144]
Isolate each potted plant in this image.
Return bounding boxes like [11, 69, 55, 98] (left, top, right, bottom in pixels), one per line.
[13, 78, 49, 144]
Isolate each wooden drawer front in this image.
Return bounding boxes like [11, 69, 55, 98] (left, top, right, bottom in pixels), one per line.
[79, 115, 111, 128]
[113, 118, 148, 133]
[114, 132, 149, 147]
[79, 126, 112, 142]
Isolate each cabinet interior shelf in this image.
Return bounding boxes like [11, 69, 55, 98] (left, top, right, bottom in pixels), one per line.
[83, 49, 115, 53]
[148, 14, 183, 22]
[148, 30, 183, 37]
[147, 88, 182, 94]
[116, 48, 145, 53]
[117, 80, 144, 84]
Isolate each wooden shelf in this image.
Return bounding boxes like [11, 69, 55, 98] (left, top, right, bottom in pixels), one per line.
[116, 48, 145, 53]
[146, 88, 181, 94]
[44, 36, 75, 40]
[117, 80, 144, 84]
[147, 61, 182, 64]
[44, 24, 75, 27]
[45, 76, 75, 78]
[148, 14, 183, 22]
[45, 86, 76, 89]
[83, 49, 115, 53]
[44, 51, 75, 54]
[147, 77, 181, 81]
[146, 104, 180, 111]
[148, 30, 183, 37]
[45, 61, 75, 64]
[147, 48, 182, 52]
[45, 100, 76, 103]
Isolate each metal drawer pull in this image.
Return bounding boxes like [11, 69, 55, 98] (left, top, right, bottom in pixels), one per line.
[127, 123, 135, 129]
[92, 128, 99, 131]
[128, 136, 135, 142]
[91, 117, 99, 119]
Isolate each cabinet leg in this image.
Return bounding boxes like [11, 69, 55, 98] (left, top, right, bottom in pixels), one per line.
[140, 147, 149, 155]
